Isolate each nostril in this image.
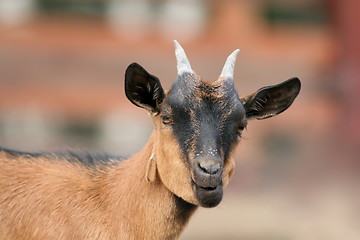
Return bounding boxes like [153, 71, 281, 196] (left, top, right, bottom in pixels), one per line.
[198, 162, 208, 173]
[198, 162, 221, 175]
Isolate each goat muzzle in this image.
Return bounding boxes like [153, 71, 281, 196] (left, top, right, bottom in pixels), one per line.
[191, 155, 224, 207]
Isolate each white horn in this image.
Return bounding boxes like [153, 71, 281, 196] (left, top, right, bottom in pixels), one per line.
[220, 49, 240, 79]
[174, 40, 193, 75]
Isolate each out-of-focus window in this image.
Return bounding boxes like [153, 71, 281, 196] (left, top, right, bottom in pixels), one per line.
[36, 0, 106, 17]
[261, 0, 328, 26]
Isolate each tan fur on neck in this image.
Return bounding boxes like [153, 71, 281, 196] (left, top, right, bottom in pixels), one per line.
[0, 134, 196, 239]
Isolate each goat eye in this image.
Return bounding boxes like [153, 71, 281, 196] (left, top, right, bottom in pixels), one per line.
[161, 115, 172, 124]
[237, 125, 246, 134]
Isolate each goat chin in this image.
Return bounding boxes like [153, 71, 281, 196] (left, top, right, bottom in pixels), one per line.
[193, 183, 223, 208]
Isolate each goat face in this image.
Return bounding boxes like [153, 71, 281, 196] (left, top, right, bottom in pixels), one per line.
[124, 41, 301, 208]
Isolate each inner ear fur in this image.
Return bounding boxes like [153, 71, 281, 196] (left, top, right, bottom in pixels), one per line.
[241, 77, 301, 120]
[125, 63, 165, 114]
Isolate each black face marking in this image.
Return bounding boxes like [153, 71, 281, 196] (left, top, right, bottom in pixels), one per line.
[158, 72, 250, 207]
[162, 73, 246, 164]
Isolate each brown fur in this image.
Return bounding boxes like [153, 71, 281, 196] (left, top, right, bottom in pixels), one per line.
[195, 81, 226, 100]
[0, 132, 197, 240]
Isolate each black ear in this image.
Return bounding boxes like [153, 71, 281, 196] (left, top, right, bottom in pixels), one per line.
[125, 63, 165, 114]
[241, 77, 301, 120]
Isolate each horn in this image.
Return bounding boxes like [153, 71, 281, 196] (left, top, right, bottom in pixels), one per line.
[220, 49, 240, 80]
[173, 40, 193, 75]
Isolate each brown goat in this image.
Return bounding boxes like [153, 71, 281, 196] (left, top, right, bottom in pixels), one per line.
[0, 41, 301, 239]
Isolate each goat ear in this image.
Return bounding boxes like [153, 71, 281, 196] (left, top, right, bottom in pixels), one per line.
[125, 63, 165, 114]
[241, 77, 301, 120]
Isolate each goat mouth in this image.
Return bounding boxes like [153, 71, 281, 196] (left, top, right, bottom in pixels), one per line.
[191, 179, 222, 192]
[201, 186, 218, 191]
[192, 181, 223, 208]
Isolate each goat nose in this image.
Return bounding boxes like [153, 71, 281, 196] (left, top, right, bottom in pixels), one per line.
[198, 161, 221, 175]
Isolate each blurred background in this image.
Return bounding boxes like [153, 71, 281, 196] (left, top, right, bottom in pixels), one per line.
[0, 0, 359, 239]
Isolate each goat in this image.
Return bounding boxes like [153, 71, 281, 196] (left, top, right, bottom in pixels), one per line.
[0, 41, 301, 239]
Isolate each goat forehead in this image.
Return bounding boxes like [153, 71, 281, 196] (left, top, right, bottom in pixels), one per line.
[167, 73, 240, 110]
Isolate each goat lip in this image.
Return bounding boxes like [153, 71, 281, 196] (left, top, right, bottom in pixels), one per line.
[191, 178, 221, 190]
[199, 185, 219, 192]
[192, 181, 223, 208]
[191, 180, 221, 192]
